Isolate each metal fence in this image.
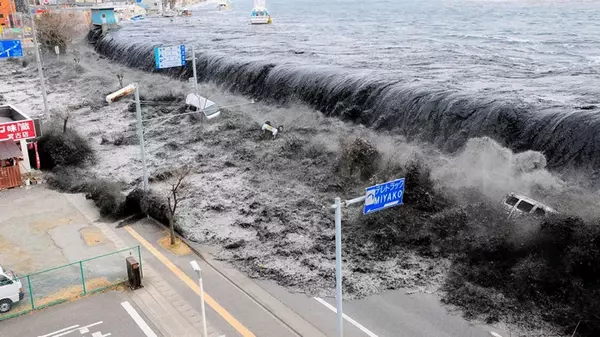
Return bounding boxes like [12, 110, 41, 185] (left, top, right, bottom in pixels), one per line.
[0, 245, 141, 321]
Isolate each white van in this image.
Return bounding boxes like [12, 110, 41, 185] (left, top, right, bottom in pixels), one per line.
[502, 193, 557, 218]
[0, 266, 24, 313]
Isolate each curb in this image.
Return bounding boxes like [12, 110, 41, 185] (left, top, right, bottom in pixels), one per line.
[144, 217, 328, 337]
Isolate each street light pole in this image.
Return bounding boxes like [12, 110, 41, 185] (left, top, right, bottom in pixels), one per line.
[106, 83, 149, 192]
[134, 84, 149, 192]
[190, 260, 208, 337]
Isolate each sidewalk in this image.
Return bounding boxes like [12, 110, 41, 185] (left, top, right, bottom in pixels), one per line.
[66, 194, 224, 337]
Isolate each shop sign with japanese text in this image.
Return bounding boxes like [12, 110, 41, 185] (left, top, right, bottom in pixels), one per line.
[0, 120, 36, 141]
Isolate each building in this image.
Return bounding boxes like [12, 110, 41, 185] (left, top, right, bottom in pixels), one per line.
[91, 7, 118, 25]
[0, 105, 38, 190]
[0, 0, 16, 28]
[13, 0, 24, 15]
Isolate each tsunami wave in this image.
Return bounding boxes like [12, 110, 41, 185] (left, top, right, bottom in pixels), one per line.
[93, 33, 600, 172]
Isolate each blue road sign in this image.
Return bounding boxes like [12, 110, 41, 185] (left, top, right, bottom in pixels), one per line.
[0, 40, 23, 59]
[363, 178, 405, 215]
[154, 45, 186, 69]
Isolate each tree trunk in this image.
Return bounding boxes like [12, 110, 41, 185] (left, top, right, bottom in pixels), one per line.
[62, 117, 68, 133]
[169, 215, 175, 245]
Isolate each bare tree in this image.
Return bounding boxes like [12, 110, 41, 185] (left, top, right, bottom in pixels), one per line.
[51, 108, 73, 133]
[116, 73, 124, 89]
[35, 12, 89, 52]
[166, 166, 193, 245]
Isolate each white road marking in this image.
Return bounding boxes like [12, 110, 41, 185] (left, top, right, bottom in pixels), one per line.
[489, 332, 503, 337]
[91, 332, 111, 337]
[39, 325, 80, 337]
[40, 322, 104, 337]
[314, 297, 379, 337]
[121, 301, 158, 337]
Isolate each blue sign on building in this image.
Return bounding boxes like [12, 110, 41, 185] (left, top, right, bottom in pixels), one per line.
[154, 45, 186, 70]
[0, 40, 23, 59]
[363, 178, 405, 215]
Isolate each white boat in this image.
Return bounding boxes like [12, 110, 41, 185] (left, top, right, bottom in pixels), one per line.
[250, 0, 271, 24]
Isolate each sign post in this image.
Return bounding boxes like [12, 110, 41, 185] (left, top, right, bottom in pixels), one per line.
[330, 178, 405, 337]
[191, 46, 199, 99]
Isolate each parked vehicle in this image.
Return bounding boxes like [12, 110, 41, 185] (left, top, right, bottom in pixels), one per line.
[502, 193, 557, 218]
[0, 266, 23, 313]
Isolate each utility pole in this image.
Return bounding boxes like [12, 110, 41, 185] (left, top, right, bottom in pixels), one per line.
[25, 0, 50, 120]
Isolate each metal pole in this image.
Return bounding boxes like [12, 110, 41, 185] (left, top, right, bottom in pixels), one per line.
[27, 5, 50, 120]
[19, 13, 25, 43]
[198, 269, 208, 337]
[192, 46, 199, 98]
[334, 197, 343, 337]
[79, 261, 87, 295]
[134, 84, 149, 191]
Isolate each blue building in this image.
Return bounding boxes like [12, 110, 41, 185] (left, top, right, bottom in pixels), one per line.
[91, 7, 118, 26]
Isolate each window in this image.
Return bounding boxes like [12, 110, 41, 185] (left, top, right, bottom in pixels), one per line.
[0, 276, 12, 286]
[202, 104, 219, 117]
[504, 196, 519, 206]
[533, 208, 546, 217]
[516, 200, 534, 213]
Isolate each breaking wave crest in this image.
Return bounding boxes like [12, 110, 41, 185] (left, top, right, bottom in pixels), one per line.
[94, 34, 600, 172]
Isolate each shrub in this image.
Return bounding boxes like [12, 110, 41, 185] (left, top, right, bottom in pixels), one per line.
[45, 169, 131, 219]
[45, 167, 88, 193]
[38, 128, 95, 169]
[125, 188, 170, 226]
[85, 180, 125, 217]
[336, 137, 380, 182]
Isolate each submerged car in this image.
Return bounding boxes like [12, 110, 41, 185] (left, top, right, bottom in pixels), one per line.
[502, 193, 557, 218]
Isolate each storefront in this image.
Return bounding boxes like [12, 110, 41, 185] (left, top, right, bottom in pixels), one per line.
[0, 105, 37, 190]
[0, 140, 23, 189]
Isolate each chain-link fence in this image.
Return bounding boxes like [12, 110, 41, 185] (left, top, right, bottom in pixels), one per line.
[0, 245, 141, 321]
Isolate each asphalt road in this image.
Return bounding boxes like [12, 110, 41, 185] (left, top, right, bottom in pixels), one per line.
[127, 220, 506, 337]
[126, 220, 508, 337]
[257, 279, 507, 337]
[0, 291, 161, 337]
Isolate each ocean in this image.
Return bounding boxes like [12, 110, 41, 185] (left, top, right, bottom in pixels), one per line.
[96, 0, 600, 170]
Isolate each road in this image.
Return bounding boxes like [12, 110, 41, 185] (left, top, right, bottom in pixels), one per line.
[122, 221, 300, 337]
[127, 221, 506, 337]
[256, 280, 501, 337]
[0, 291, 160, 337]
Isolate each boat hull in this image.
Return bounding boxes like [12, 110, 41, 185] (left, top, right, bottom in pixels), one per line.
[250, 16, 270, 24]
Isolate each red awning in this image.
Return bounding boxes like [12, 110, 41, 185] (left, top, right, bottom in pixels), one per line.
[0, 140, 22, 160]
